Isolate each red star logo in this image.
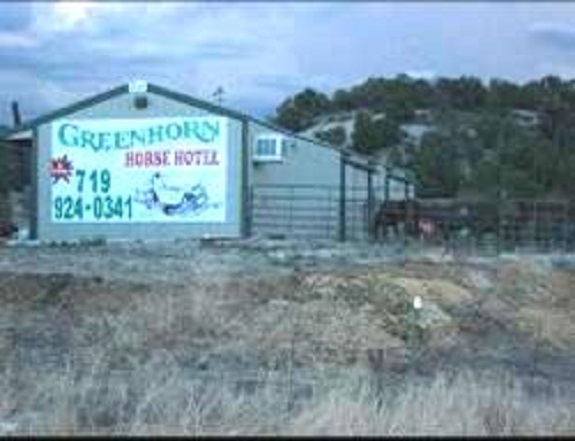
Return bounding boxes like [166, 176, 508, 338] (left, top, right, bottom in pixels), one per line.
[49, 155, 74, 184]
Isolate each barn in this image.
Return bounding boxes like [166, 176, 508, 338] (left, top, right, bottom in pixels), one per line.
[0, 81, 415, 243]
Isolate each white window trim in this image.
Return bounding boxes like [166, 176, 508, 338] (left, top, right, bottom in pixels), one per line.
[253, 134, 285, 163]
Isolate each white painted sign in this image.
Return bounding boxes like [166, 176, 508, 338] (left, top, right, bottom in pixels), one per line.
[49, 117, 228, 223]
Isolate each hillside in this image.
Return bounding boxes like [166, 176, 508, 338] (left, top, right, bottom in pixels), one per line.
[272, 75, 575, 199]
[300, 110, 439, 167]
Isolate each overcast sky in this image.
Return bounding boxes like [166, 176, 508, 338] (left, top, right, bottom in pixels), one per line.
[1, 1, 575, 126]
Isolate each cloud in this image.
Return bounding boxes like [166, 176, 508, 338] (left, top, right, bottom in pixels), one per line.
[0, 3, 32, 32]
[3, 3, 575, 125]
[0, 3, 305, 122]
[254, 75, 310, 92]
[51, 1, 95, 30]
[528, 22, 575, 50]
[0, 32, 37, 49]
[30, 2, 128, 34]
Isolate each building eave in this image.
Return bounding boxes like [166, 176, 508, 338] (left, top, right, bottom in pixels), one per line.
[0, 84, 128, 141]
[4, 129, 33, 141]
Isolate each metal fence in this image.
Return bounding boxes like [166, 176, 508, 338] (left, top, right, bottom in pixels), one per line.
[250, 185, 575, 254]
[373, 198, 575, 254]
[249, 184, 401, 243]
[249, 185, 344, 241]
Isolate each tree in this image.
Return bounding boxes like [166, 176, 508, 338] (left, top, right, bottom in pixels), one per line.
[487, 79, 523, 109]
[274, 88, 331, 132]
[412, 132, 462, 198]
[314, 126, 347, 147]
[351, 111, 403, 153]
[373, 115, 403, 148]
[332, 89, 355, 112]
[464, 111, 557, 199]
[274, 98, 305, 132]
[352, 111, 377, 153]
[384, 100, 415, 124]
[271, 74, 575, 201]
[434, 76, 487, 111]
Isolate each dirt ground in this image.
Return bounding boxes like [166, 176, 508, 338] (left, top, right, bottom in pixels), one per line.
[1, 238, 575, 434]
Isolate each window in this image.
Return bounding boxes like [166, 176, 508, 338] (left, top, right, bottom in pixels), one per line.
[253, 134, 284, 162]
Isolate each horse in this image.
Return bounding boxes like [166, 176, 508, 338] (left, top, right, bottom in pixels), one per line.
[371, 199, 478, 253]
[0, 221, 18, 239]
[371, 199, 421, 242]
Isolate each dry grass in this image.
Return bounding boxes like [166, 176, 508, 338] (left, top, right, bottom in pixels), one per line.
[288, 369, 575, 436]
[2, 249, 575, 436]
[2, 354, 574, 436]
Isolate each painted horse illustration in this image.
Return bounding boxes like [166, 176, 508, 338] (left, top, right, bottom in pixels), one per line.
[135, 172, 210, 216]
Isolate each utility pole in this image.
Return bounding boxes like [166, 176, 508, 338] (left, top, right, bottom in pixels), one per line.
[212, 86, 224, 106]
[11, 101, 22, 127]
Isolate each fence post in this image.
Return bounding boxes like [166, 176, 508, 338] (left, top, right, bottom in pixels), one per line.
[534, 200, 538, 252]
[367, 167, 374, 241]
[0, 142, 10, 224]
[339, 154, 347, 242]
[289, 187, 294, 235]
[566, 199, 575, 253]
[496, 198, 502, 255]
[240, 120, 250, 238]
[328, 187, 334, 240]
[247, 185, 254, 237]
[404, 180, 410, 248]
[563, 200, 569, 253]
[384, 169, 390, 202]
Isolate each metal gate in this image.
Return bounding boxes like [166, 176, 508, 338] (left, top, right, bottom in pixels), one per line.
[249, 185, 372, 241]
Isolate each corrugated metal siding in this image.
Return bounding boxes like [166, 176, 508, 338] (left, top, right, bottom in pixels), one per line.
[249, 121, 340, 187]
[249, 121, 342, 239]
[36, 93, 244, 242]
[248, 120, 415, 241]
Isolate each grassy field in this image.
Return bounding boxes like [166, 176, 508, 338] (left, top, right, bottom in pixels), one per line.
[1, 240, 574, 435]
